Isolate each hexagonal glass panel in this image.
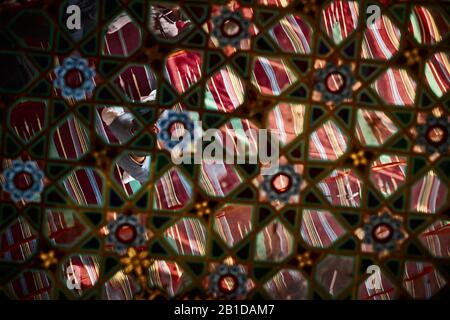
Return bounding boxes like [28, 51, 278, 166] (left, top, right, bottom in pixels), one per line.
[102, 270, 139, 300]
[251, 57, 298, 96]
[255, 218, 294, 262]
[215, 118, 259, 159]
[164, 218, 207, 256]
[321, 1, 359, 45]
[355, 109, 398, 147]
[164, 50, 203, 94]
[213, 204, 253, 248]
[300, 209, 346, 248]
[0, 217, 37, 263]
[50, 115, 90, 160]
[264, 269, 309, 300]
[369, 154, 407, 198]
[268, 103, 306, 146]
[6, 270, 52, 300]
[257, 0, 293, 8]
[308, 120, 348, 161]
[410, 170, 447, 214]
[8, 10, 53, 50]
[60, 168, 104, 207]
[424, 52, 449, 98]
[371, 68, 417, 107]
[357, 267, 397, 300]
[95, 106, 144, 145]
[269, 14, 312, 54]
[200, 160, 243, 198]
[403, 261, 446, 299]
[409, 6, 450, 45]
[153, 167, 192, 211]
[419, 220, 450, 258]
[362, 14, 400, 60]
[148, 260, 191, 297]
[103, 12, 142, 57]
[149, 4, 192, 41]
[318, 169, 363, 208]
[8, 100, 47, 144]
[111, 64, 157, 103]
[315, 254, 354, 298]
[60, 254, 101, 297]
[111, 152, 151, 199]
[205, 65, 245, 112]
[44, 209, 89, 247]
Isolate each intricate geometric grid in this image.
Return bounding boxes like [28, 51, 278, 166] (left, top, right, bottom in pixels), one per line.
[0, 0, 449, 301]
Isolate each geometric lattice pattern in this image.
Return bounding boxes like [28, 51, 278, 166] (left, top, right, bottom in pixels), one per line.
[0, 0, 449, 300]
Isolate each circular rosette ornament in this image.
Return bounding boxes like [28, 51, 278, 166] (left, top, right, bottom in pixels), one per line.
[211, 8, 250, 48]
[2, 160, 44, 202]
[262, 165, 301, 203]
[363, 213, 404, 253]
[53, 56, 96, 101]
[314, 62, 355, 105]
[156, 111, 195, 150]
[106, 214, 146, 254]
[416, 115, 450, 154]
[209, 264, 247, 299]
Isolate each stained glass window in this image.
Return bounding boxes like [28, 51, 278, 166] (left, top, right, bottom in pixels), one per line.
[0, 0, 449, 301]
